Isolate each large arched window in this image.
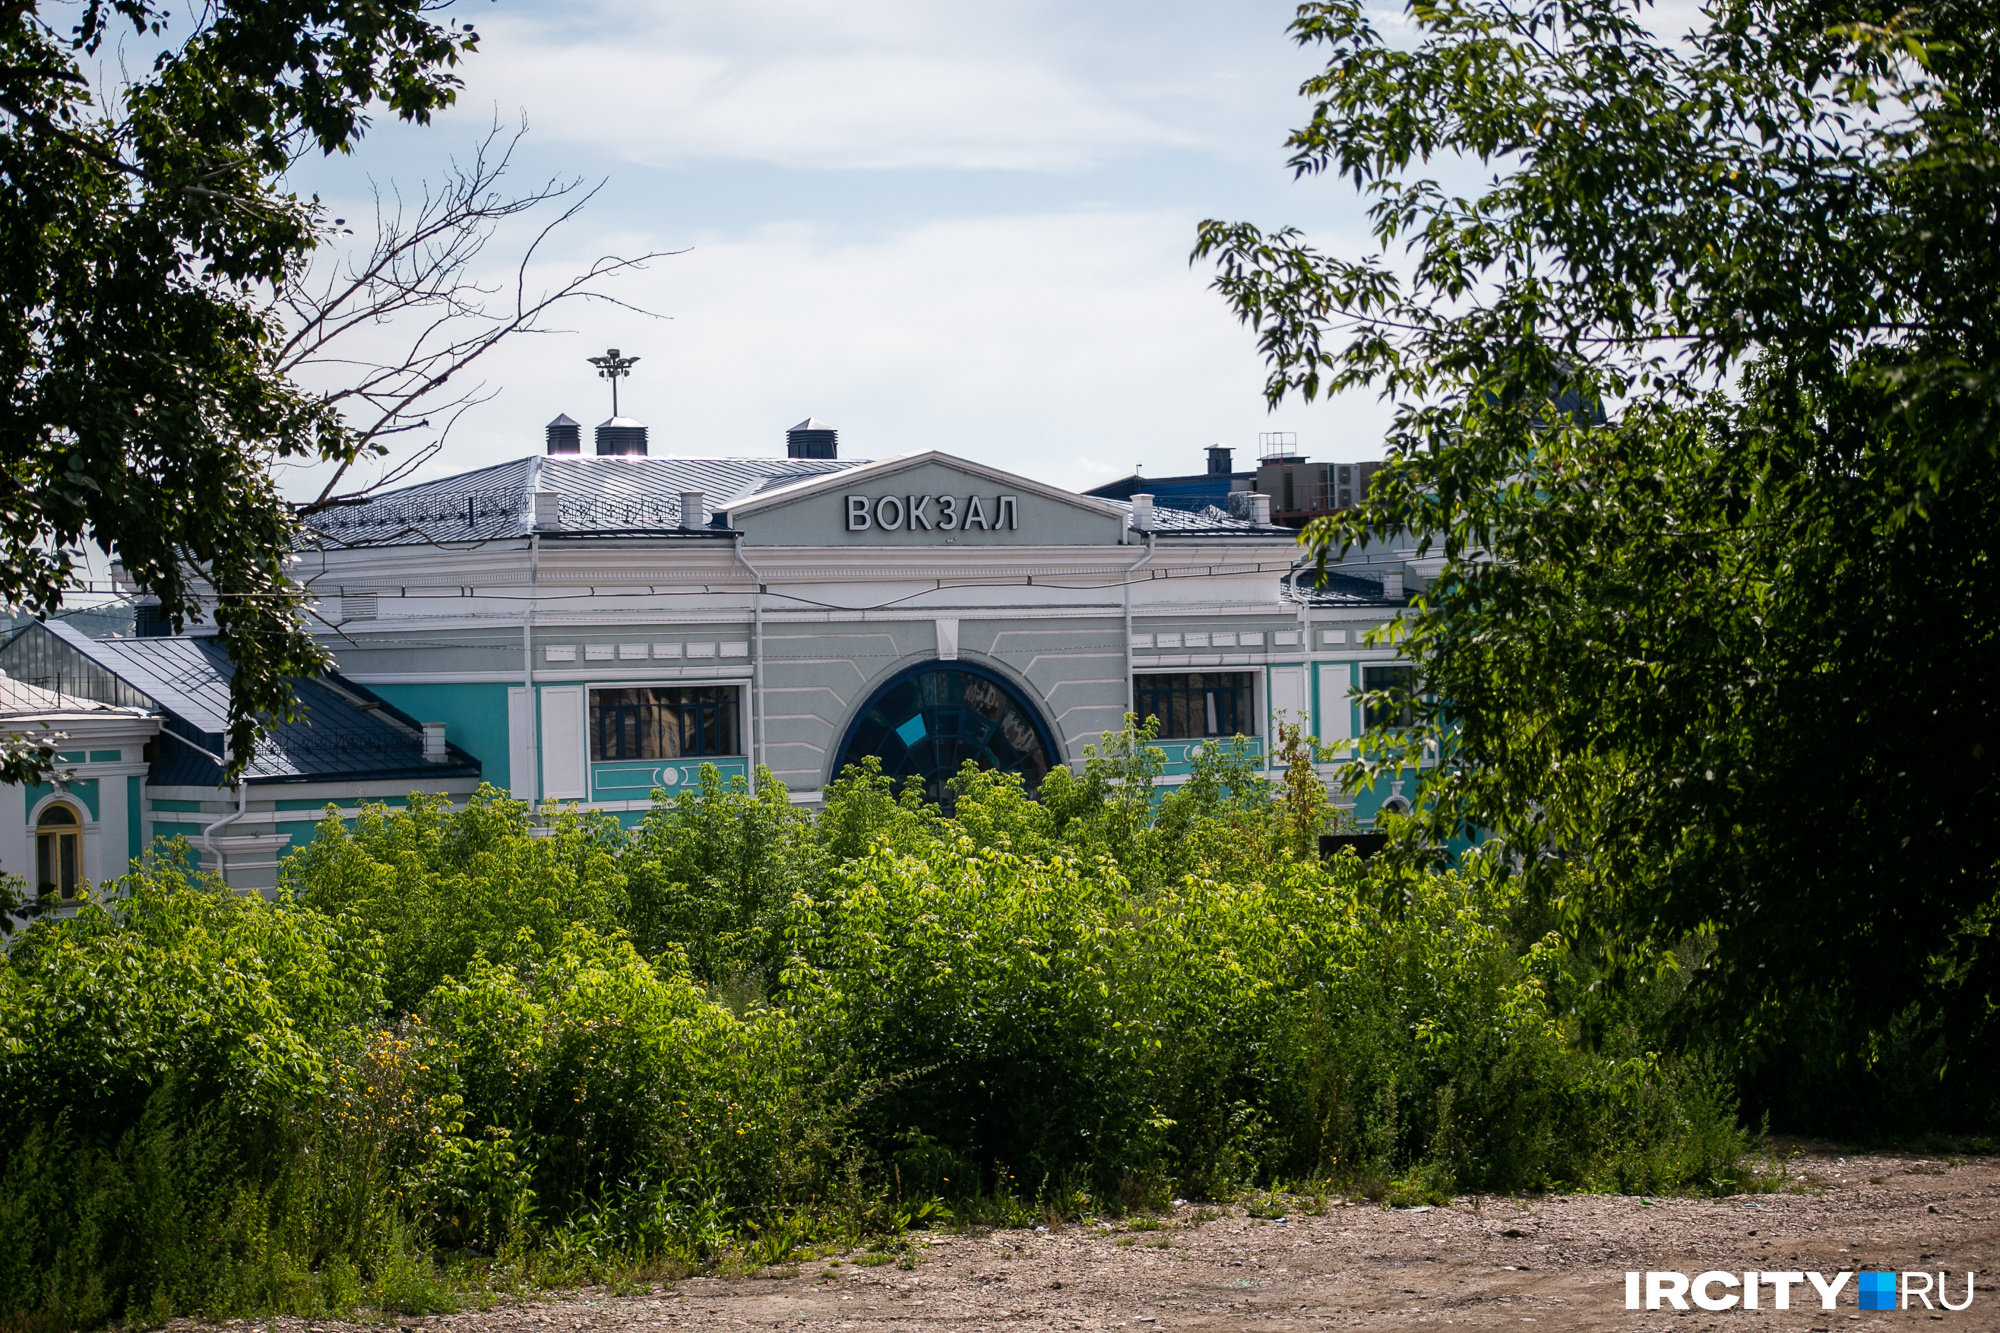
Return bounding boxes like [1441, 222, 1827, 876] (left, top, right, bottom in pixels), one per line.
[35, 802, 81, 901]
[833, 662, 1056, 810]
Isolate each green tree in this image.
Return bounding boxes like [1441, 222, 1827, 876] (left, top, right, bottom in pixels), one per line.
[1, 0, 477, 780]
[1196, 1, 2000, 1115]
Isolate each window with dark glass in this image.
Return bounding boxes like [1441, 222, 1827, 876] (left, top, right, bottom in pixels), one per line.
[589, 687, 741, 760]
[36, 802, 80, 900]
[1133, 672, 1257, 739]
[1363, 665, 1417, 730]
[834, 663, 1055, 812]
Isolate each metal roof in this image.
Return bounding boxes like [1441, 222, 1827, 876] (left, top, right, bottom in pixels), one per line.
[0, 621, 480, 786]
[0, 670, 148, 720]
[301, 453, 867, 548]
[1103, 496, 1294, 538]
[1284, 570, 1407, 607]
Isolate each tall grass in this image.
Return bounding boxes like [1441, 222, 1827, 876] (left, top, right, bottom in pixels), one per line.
[0, 721, 1749, 1327]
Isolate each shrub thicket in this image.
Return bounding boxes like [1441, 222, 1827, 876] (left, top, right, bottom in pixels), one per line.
[0, 721, 1747, 1326]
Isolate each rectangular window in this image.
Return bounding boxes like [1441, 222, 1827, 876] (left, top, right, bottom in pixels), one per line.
[1363, 665, 1416, 731]
[589, 686, 741, 761]
[1133, 672, 1257, 739]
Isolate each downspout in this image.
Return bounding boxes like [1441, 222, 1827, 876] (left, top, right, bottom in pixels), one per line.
[1122, 530, 1158, 720]
[731, 535, 764, 795]
[201, 781, 248, 887]
[525, 528, 539, 811]
[524, 455, 544, 813]
[1285, 557, 1311, 776]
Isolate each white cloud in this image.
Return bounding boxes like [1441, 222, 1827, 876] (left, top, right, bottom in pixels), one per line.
[449, 0, 1284, 172]
[286, 207, 1390, 499]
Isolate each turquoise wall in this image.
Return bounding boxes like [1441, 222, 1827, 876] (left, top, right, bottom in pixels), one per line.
[127, 775, 141, 867]
[25, 776, 98, 820]
[365, 682, 508, 792]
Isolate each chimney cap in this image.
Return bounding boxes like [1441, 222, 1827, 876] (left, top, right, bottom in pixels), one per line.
[599, 415, 644, 429]
[547, 413, 580, 427]
[790, 416, 836, 432]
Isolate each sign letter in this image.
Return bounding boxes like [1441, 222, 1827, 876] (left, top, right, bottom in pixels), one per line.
[996, 494, 1019, 530]
[909, 494, 934, 530]
[937, 495, 959, 530]
[1645, 1273, 1690, 1311]
[1761, 1273, 1804, 1310]
[1691, 1272, 1739, 1312]
[875, 495, 905, 531]
[964, 495, 990, 530]
[1806, 1272, 1852, 1310]
[846, 495, 872, 531]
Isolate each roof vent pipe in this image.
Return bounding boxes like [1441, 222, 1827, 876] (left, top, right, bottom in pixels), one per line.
[787, 418, 838, 459]
[1247, 493, 1272, 525]
[546, 414, 581, 454]
[1206, 444, 1233, 476]
[679, 490, 705, 530]
[595, 417, 648, 456]
[1130, 493, 1155, 532]
[422, 722, 448, 763]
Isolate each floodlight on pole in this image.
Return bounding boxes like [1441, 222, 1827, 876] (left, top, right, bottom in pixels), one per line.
[586, 347, 640, 418]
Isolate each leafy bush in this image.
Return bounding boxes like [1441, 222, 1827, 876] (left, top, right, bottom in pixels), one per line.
[0, 750, 1756, 1327]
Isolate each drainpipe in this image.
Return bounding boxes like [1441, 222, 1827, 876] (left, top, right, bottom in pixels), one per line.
[524, 528, 539, 812]
[201, 782, 248, 887]
[1287, 558, 1313, 776]
[1122, 530, 1158, 720]
[159, 728, 242, 885]
[731, 535, 764, 795]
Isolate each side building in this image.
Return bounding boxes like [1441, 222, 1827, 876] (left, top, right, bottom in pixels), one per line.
[0, 621, 482, 905]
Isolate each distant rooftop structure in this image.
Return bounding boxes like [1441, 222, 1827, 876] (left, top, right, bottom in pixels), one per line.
[545, 414, 582, 454]
[787, 418, 838, 460]
[1258, 431, 1304, 463]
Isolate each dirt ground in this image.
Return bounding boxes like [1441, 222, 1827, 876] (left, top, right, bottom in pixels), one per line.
[231, 1148, 1999, 1332]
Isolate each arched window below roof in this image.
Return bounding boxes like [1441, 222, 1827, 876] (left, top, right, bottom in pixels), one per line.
[35, 802, 81, 901]
[833, 662, 1056, 812]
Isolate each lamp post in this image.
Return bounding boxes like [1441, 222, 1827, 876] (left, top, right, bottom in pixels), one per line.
[586, 347, 640, 417]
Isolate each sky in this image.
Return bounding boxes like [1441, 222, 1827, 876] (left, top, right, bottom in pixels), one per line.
[275, 0, 1399, 499]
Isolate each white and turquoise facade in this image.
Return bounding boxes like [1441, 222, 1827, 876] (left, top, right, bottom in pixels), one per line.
[1, 437, 1425, 908]
[290, 440, 1421, 823]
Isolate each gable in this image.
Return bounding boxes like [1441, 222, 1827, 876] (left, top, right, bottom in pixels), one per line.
[723, 453, 1128, 547]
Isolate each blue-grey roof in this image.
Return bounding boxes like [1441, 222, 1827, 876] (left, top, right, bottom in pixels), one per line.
[1102, 497, 1294, 537]
[0, 621, 480, 786]
[1285, 570, 1408, 607]
[302, 454, 866, 547]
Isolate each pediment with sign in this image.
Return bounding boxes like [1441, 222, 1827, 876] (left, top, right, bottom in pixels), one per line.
[720, 452, 1129, 547]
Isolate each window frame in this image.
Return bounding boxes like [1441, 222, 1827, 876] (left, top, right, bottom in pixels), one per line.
[586, 684, 745, 762]
[1362, 664, 1418, 732]
[34, 801, 83, 901]
[1131, 670, 1260, 740]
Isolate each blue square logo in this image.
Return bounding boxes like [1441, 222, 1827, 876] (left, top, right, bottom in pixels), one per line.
[1858, 1270, 1898, 1311]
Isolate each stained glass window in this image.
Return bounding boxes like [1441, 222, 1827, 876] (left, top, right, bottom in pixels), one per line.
[834, 663, 1055, 809]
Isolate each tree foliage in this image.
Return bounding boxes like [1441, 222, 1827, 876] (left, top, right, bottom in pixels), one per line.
[1196, 0, 2000, 1095]
[0, 754, 1753, 1325]
[1, 0, 477, 780]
